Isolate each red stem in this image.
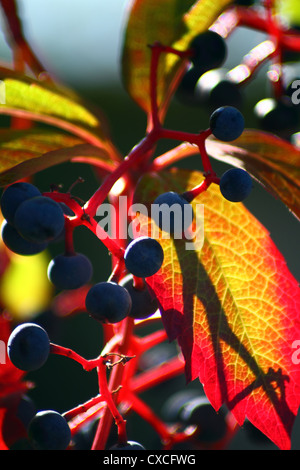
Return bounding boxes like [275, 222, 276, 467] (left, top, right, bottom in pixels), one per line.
[63, 394, 105, 423]
[91, 317, 135, 450]
[50, 343, 100, 371]
[97, 357, 128, 446]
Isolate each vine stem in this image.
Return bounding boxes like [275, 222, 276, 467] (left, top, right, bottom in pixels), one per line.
[63, 395, 105, 424]
[50, 343, 100, 371]
[96, 357, 128, 446]
[91, 317, 135, 450]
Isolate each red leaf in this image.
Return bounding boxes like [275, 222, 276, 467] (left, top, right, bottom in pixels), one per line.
[133, 168, 300, 449]
[206, 130, 300, 221]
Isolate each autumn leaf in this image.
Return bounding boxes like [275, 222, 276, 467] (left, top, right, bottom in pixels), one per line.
[0, 129, 117, 187]
[0, 67, 121, 159]
[206, 130, 300, 221]
[133, 168, 300, 450]
[121, 0, 234, 115]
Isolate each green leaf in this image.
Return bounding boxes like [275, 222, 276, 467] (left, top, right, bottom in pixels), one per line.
[0, 129, 116, 186]
[0, 67, 120, 157]
[121, 0, 234, 115]
[206, 130, 300, 221]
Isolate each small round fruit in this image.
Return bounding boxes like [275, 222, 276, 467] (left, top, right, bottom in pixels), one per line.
[47, 253, 93, 290]
[180, 396, 228, 443]
[152, 191, 194, 237]
[119, 274, 158, 319]
[189, 30, 227, 71]
[196, 69, 242, 109]
[28, 410, 71, 450]
[109, 440, 145, 450]
[219, 167, 252, 202]
[161, 390, 202, 423]
[124, 237, 164, 278]
[7, 323, 50, 371]
[14, 196, 65, 244]
[1, 220, 48, 255]
[0, 182, 41, 225]
[85, 281, 132, 324]
[209, 106, 245, 141]
[254, 97, 298, 135]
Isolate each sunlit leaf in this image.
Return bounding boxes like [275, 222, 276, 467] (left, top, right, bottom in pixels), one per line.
[0, 129, 117, 187]
[0, 67, 120, 157]
[133, 168, 300, 450]
[206, 130, 300, 221]
[121, 0, 233, 114]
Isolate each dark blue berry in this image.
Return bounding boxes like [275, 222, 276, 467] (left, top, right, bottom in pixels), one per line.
[14, 196, 65, 243]
[28, 410, 71, 450]
[7, 323, 50, 371]
[196, 69, 242, 109]
[176, 65, 205, 105]
[1, 220, 48, 255]
[189, 30, 227, 72]
[16, 395, 37, 428]
[85, 281, 132, 324]
[109, 440, 145, 450]
[0, 182, 41, 225]
[219, 167, 252, 202]
[119, 274, 158, 319]
[47, 253, 93, 290]
[209, 106, 245, 141]
[254, 98, 298, 136]
[180, 396, 228, 443]
[124, 237, 164, 278]
[161, 390, 202, 423]
[50, 202, 75, 244]
[152, 191, 194, 237]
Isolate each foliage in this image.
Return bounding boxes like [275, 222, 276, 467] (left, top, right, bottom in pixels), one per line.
[0, 0, 299, 451]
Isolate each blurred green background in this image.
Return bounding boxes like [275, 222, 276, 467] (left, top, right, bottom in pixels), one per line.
[0, 0, 299, 450]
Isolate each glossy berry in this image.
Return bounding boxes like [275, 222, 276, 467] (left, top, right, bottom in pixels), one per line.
[254, 98, 298, 136]
[124, 236, 164, 278]
[189, 30, 227, 72]
[28, 410, 71, 450]
[47, 253, 93, 290]
[16, 395, 37, 428]
[209, 106, 245, 141]
[0, 182, 41, 225]
[161, 390, 201, 423]
[176, 65, 205, 105]
[196, 69, 242, 109]
[1, 220, 48, 255]
[152, 191, 193, 236]
[180, 396, 228, 443]
[85, 281, 132, 324]
[219, 168, 252, 202]
[139, 343, 177, 371]
[50, 202, 75, 244]
[14, 196, 65, 244]
[120, 274, 158, 319]
[7, 323, 50, 371]
[109, 440, 145, 450]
